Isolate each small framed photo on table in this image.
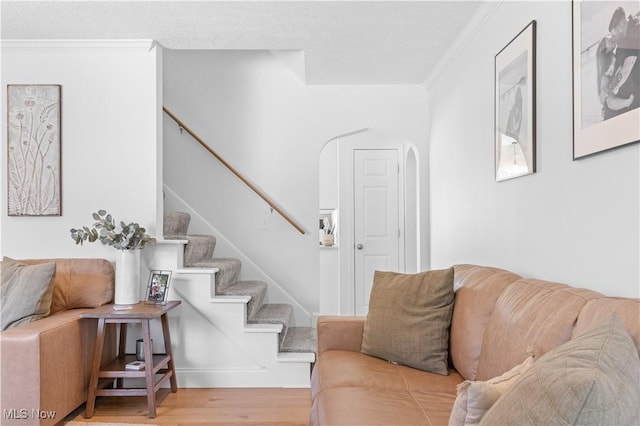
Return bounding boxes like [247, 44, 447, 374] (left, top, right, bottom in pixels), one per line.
[145, 270, 172, 304]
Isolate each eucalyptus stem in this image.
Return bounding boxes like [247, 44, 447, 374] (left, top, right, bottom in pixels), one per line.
[70, 210, 154, 250]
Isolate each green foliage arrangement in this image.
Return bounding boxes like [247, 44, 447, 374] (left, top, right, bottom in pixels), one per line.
[70, 210, 154, 250]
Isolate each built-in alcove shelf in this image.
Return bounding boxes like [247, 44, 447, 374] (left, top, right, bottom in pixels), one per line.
[319, 208, 338, 248]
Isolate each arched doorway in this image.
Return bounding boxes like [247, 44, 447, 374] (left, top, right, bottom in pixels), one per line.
[318, 129, 420, 315]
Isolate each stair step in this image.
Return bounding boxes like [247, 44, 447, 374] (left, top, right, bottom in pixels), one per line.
[277, 352, 316, 363]
[244, 323, 283, 333]
[249, 304, 293, 346]
[164, 211, 191, 236]
[280, 327, 317, 354]
[174, 267, 219, 275]
[187, 258, 241, 292]
[183, 234, 217, 264]
[217, 280, 267, 320]
[250, 304, 293, 325]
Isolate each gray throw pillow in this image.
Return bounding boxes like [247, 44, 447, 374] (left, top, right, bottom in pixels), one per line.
[480, 313, 640, 425]
[1, 257, 56, 330]
[361, 268, 454, 375]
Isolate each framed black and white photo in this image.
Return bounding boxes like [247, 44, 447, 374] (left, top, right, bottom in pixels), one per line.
[572, 1, 640, 159]
[495, 21, 536, 182]
[145, 270, 171, 304]
[7, 84, 61, 215]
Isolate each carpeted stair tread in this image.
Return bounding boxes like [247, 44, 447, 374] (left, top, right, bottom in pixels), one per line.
[182, 234, 217, 264]
[187, 258, 241, 291]
[280, 327, 317, 353]
[249, 303, 293, 345]
[185, 256, 238, 270]
[249, 304, 293, 325]
[217, 280, 268, 320]
[163, 211, 191, 236]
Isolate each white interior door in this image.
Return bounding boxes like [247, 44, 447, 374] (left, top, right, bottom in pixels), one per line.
[354, 149, 400, 315]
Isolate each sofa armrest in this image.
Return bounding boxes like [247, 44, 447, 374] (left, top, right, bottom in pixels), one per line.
[317, 316, 366, 356]
[0, 309, 115, 426]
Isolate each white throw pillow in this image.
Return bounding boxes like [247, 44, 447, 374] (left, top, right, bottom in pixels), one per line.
[448, 354, 535, 426]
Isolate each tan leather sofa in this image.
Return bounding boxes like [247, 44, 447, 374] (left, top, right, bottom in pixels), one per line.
[310, 264, 640, 425]
[0, 258, 116, 426]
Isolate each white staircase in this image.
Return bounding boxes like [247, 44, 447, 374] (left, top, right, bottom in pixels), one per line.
[142, 219, 315, 388]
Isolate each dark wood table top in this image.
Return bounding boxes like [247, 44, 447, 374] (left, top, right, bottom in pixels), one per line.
[79, 300, 181, 319]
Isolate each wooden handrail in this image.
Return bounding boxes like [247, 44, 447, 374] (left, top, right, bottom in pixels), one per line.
[163, 106, 306, 235]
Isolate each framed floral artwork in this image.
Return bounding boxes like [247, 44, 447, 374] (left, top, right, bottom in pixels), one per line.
[7, 84, 61, 215]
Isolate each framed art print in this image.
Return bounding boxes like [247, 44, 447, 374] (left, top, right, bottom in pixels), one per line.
[145, 270, 172, 304]
[495, 21, 536, 181]
[572, 1, 640, 159]
[7, 84, 61, 215]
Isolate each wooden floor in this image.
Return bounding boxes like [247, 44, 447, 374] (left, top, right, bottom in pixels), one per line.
[62, 388, 312, 426]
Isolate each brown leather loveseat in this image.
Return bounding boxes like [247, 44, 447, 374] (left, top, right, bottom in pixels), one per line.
[0, 258, 116, 426]
[310, 264, 640, 425]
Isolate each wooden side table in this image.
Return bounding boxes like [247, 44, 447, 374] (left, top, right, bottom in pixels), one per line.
[80, 300, 181, 418]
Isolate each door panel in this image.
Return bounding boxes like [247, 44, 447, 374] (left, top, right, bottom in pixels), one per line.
[354, 149, 399, 315]
[364, 187, 389, 236]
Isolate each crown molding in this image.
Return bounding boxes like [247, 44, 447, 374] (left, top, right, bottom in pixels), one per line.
[0, 39, 156, 53]
[423, 1, 503, 91]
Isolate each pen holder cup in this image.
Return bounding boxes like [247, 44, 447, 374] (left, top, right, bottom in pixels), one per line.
[321, 234, 335, 247]
[136, 338, 153, 361]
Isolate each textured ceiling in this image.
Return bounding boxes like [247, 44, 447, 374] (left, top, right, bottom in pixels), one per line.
[1, 1, 483, 85]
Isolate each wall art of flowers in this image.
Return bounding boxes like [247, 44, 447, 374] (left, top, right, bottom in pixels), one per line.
[7, 85, 61, 216]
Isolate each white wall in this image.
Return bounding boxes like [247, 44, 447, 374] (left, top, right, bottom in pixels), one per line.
[319, 140, 339, 211]
[163, 50, 427, 316]
[427, 2, 640, 297]
[1, 40, 162, 263]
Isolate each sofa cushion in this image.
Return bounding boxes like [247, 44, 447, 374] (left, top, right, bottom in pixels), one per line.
[480, 313, 640, 426]
[310, 351, 463, 426]
[449, 354, 534, 426]
[1, 257, 56, 330]
[311, 350, 463, 401]
[450, 265, 521, 380]
[21, 258, 114, 314]
[361, 268, 454, 375]
[475, 279, 601, 380]
[311, 386, 452, 426]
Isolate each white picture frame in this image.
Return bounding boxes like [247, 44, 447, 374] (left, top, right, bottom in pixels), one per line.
[7, 84, 62, 215]
[572, 1, 640, 159]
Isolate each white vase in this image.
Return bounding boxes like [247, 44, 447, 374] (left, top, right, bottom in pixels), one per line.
[115, 249, 141, 305]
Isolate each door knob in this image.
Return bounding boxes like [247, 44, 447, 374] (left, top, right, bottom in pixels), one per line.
[356, 244, 364, 250]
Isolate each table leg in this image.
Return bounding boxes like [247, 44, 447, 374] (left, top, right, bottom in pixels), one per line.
[142, 319, 157, 418]
[116, 323, 127, 389]
[85, 318, 106, 418]
[118, 322, 127, 357]
[161, 313, 178, 392]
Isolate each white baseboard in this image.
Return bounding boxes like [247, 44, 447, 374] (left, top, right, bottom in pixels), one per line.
[175, 367, 311, 388]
